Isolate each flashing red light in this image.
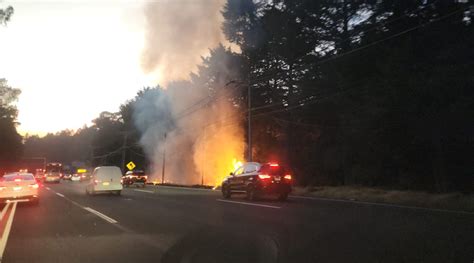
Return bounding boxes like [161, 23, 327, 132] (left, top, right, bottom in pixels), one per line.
[269, 163, 279, 167]
[29, 183, 39, 189]
[258, 174, 271, 179]
[284, 174, 292, 180]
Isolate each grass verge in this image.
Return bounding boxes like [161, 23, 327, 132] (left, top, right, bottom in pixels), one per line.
[292, 186, 474, 212]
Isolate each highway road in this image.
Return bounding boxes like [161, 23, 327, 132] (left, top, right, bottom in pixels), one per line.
[0, 181, 472, 263]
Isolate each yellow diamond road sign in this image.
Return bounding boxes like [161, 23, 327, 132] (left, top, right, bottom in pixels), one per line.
[126, 161, 136, 171]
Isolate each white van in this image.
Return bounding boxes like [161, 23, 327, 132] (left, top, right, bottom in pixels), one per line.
[86, 166, 123, 196]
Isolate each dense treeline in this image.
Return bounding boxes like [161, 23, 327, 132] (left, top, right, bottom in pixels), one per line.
[19, 0, 473, 192]
[220, 0, 473, 192]
[0, 79, 22, 174]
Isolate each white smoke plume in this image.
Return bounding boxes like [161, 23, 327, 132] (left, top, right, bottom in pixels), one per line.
[141, 0, 227, 84]
[135, 1, 245, 185]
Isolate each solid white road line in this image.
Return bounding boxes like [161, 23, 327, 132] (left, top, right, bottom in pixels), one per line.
[0, 203, 11, 222]
[0, 202, 17, 262]
[83, 207, 118, 224]
[289, 195, 474, 216]
[217, 199, 281, 209]
[133, 189, 154, 194]
[56, 193, 65, 197]
[154, 185, 214, 192]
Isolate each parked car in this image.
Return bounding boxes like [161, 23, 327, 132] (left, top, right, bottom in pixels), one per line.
[122, 170, 147, 188]
[221, 162, 292, 201]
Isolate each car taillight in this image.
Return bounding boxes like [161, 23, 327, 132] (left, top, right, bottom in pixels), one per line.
[258, 174, 271, 179]
[269, 163, 279, 167]
[120, 179, 123, 184]
[29, 183, 39, 189]
[94, 179, 100, 185]
[284, 174, 292, 180]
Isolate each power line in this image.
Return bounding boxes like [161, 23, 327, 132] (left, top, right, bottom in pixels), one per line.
[247, 6, 467, 84]
[171, 5, 466, 126]
[96, 6, 467, 159]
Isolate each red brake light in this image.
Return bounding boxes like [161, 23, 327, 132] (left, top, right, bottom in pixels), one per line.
[284, 174, 292, 180]
[29, 183, 39, 189]
[269, 163, 279, 167]
[258, 174, 271, 179]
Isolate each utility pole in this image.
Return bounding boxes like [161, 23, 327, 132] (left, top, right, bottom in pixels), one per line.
[201, 128, 206, 185]
[248, 84, 252, 162]
[161, 133, 167, 184]
[121, 133, 128, 174]
[225, 79, 252, 162]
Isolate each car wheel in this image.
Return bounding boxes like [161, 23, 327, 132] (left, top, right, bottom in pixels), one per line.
[222, 185, 231, 199]
[277, 192, 288, 201]
[246, 185, 257, 201]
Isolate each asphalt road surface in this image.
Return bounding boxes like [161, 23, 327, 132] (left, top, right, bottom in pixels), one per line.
[0, 181, 472, 263]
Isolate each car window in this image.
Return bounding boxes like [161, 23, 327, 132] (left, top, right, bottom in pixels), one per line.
[234, 166, 244, 176]
[259, 164, 285, 175]
[2, 174, 35, 181]
[244, 164, 257, 173]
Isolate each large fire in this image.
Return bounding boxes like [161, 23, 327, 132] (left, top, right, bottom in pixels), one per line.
[232, 158, 243, 172]
[193, 123, 244, 187]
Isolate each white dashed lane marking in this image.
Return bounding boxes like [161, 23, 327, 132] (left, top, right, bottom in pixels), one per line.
[217, 199, 281, 209]
[133, 189, 154, 194]
[83, 207, 118, 224]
